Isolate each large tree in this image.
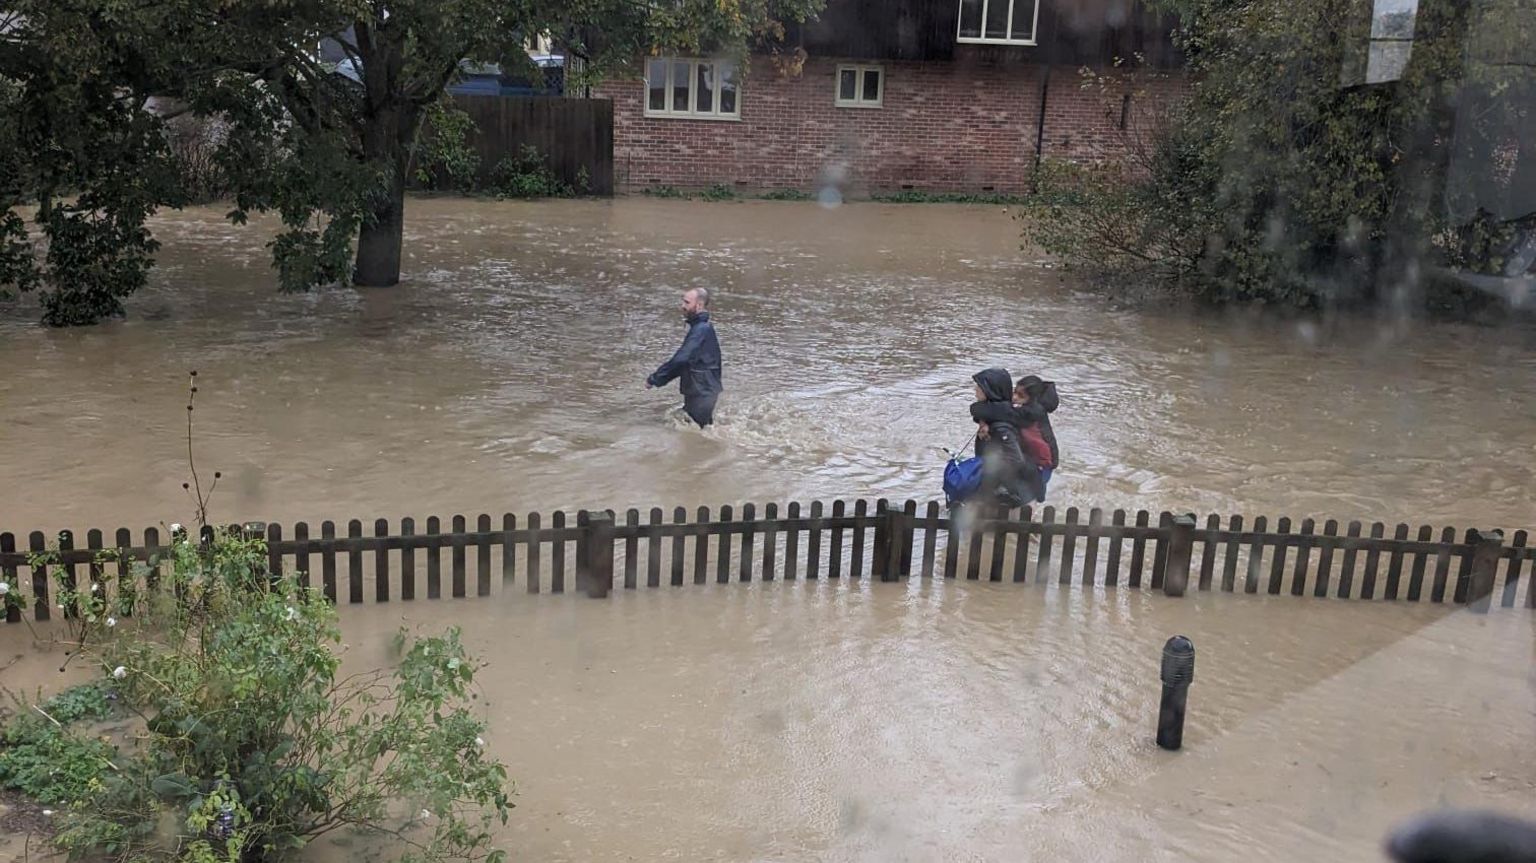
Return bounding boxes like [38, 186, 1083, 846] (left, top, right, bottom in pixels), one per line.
[1, 0, 822, 322]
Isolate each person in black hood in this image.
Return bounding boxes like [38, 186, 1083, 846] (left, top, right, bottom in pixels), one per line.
[968, 368, 1044, 507]
[647, 287, 723, 427]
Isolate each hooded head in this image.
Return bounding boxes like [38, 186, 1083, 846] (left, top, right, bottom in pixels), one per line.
[972, 367, 1013, 403]
[1015, 375, 1059, 413]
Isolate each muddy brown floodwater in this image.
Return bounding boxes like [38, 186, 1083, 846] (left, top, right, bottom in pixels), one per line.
[2, 198, 1536, 531]
[2, 199, 1535, 862]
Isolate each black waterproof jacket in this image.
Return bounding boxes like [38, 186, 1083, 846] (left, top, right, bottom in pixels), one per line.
[648, 312, 723, 399]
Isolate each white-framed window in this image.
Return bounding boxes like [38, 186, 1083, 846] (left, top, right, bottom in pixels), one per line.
[835, 64, 884, 108]
[957, 0, 1040, 45]
[644, 57, 740, 119]
[1364, 0, 1417, 83]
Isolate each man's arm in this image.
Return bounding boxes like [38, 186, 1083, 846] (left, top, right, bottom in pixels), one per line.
[647, 324, 704, 388]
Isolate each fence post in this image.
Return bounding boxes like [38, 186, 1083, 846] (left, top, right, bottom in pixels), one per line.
[875, 502, 907, 583]
[1162, 514, 1197, 598]
[1467, 528, 1505, 613]
[578, 511, 615, 599]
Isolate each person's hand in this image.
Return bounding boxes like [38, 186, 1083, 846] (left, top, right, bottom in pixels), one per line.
[645, 380, 653, 390]
[976, 423, 990, 441]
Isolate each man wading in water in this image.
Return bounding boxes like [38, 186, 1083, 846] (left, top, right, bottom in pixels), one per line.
[646, 287, 723, 427]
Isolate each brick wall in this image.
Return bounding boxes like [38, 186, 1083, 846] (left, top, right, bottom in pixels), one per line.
[594, 50, 1189, 195]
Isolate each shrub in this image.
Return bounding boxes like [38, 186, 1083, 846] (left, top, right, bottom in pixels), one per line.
[488, 145, 582, 199]
[0, 684, 120, 806]
[13, 527, 510, 863]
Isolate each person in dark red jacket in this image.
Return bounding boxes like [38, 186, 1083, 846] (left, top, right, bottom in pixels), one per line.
[1012, 375, 1059, 499]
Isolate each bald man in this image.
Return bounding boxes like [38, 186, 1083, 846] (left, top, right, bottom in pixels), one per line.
[646, 287, 723, 427]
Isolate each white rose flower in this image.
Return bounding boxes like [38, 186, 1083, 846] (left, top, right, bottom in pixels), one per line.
[0, 581, 10, 596]
[420, 809, 432, 820]
[91, 582, 100, 593]
[284, 606, 298, 621]
[112, 666, 127, 680]
[106, 616, 117, 628]
[475, 736, 485, 747]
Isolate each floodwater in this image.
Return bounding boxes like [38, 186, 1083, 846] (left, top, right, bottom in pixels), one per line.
[1, 198, 1535, 534]
[2, 199, 1536, 862]
[6, 581, 1529, 863]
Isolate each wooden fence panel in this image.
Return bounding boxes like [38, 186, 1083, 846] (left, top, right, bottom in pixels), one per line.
[448, 95, 614, 195]
[5, 503, 1536, 622]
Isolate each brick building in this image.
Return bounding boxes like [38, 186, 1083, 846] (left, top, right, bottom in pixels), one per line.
[594, 0, 1186, 195]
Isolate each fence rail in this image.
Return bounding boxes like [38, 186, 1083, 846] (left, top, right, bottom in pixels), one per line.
[3, 500, 1533, 625]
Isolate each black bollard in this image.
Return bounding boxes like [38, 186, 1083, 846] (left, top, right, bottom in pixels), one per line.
[1157, 635, 1195, 751]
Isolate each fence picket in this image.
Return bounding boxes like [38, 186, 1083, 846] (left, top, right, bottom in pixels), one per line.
[476, 514, 492, 597]
[1082, 508, 1102, 586]
[785, 503, 802, 581]
[2, 533, 18, 623]
[671, 507, 687, 587]
[376, 519, 392, 602]
[114, 528, 134, 616]
[1290, 518, 1314, 596]
[347, 520, 365, 604]
[829, 501, 846, 579]
[293, 522, 312, 591]
[1267, 517, 1291, 595]
[1453, 528, 1477, 604]
[401, 518, 417, 599]
[318, 521, 338, 602]
[1151, 512, 1174, 589]
[718, 505, 735, 584]
[1106, 510, 1126, 587]
[1502, 530, 1528, 608]
[1244, 516, 1268, 594]
[965, 507, 986, 580]
[623, 510, 638, 590]
[1037, 506, 1058, 583]
[920, 502, 939, 579]
[1060, 507, 1081, 585]
[1337, 521, 1363, 599]
[901, 500, 918, 576]
[807, 502, 824, 580]
[762, 503, 778, 582]
[1360, 522, 1385, 599]
[1407, 525, 1432, 601]
[1198, 514, 1219, 591]
[1127, 510, 1148, 589]
[1314, 520, 1338, 598]
[1013, 506, 1033, 584]
[1222, 515, 1244, 593]
[502, 514, 517, 590]
[28, 531, 49, 621]
[851, 500, 867, 579]
[740, 503, 757, 582]
[524, 513, 540, 594]
[550, 512, 566, 594]
[645, 508, 662, 588]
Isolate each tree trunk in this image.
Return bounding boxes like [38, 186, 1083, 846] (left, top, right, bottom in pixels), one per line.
[353, 152, 407, 287]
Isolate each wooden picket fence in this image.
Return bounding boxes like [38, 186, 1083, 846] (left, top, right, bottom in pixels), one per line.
[3, 500, 1533, 624]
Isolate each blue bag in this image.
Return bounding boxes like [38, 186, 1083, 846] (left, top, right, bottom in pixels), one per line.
[943, 455, 985, 506]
